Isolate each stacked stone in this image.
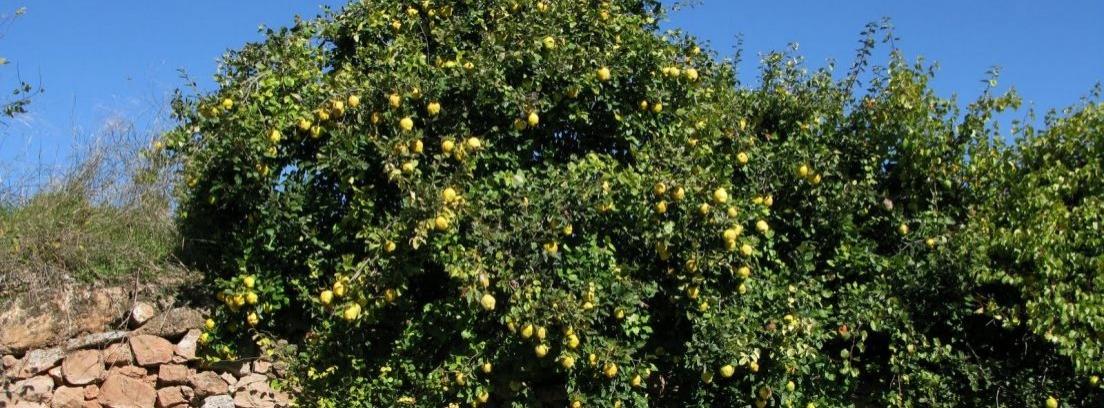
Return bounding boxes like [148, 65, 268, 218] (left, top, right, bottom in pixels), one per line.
[2, 304, 289, 408]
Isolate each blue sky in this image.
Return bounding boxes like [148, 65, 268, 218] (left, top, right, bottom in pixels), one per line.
[1, 1, 1102, 181]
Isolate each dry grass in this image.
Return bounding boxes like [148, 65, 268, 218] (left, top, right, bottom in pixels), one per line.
[0, 122, 182, 302]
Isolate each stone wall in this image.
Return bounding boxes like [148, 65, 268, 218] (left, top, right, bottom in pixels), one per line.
[2, 305, 290, 408]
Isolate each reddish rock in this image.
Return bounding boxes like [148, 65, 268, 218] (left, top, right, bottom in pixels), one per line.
[219, 372, 237, 389]
[48, 366, 64, 384]
[82, 402, 103, 408]
[128, 302, 157, 327]
[134, 308, 204, 339]
[62, 349, 105, 385]
[173, 330, 200, 361]
[52, 385, 86, 408]
[84, 384, 101, 399]
[157, 364, 189, 385]
[106, 365, 147, 379]
[98, 374, 156, 408]
[12, 402, 48, 408]
[232, 379, 278, 408]
[129, 335, 173, 366]
[101, 343, 133, 367]
[6, 348, 65, 379]
[3, 354, 17, 368]
[251, 360, 271, 375]
[156, 386, 189, 408]
[188, 371, 228, 398]
[6, 375, 54, 402]
[231, 374, 267, 393]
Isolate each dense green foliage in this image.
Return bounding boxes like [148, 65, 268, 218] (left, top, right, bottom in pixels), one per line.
[165, 1, 1103, 406]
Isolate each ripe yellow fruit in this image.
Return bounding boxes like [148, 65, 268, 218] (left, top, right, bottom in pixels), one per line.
[347, 94, 360, 108]
[343, 304, 361, 321]
[220, 98, 234, 110]
[562, 224, 573, 236]
[738, 283, 748, 294]
[684, 68, 699, 81]
[399, 117, 414, 132]
[655, 200, 668, 214]
[812, 174, 822, 185]
[614, 308, 625, 320]
[786, 380, 796, 392]
[699, 203, 711, 215]
[566, 334, 580, 349]
[534, 344, 549, 358]
[603, 362, 619, 378]
[389, 93, 402, 108]
[756, 220, 770, 233]
[737, 266, 751, 279]
[434, 216, 450, 231]
[723, 227, 740, 242]
[310, 125, 322, 139]
[1090, 375, 1100, 385]
[672, 187, 685, 201]
[597, 66, 612, 81]
[748, 361, 760, 372]
[631, 374, 643, 387]
[560, 355, 576, 369]
[653, 182, 667, 196]
[798, 164, 810, 178]
[758, 386, 772, 400]
[542, 36, 556, 49]
[521, 324, 535, 339]
[246, 312, 259, 326]
[316, 109, 330, 122]
[571, 400, 582, 408]
[719, 364, 735, 378]
[198, 332, 210, 344]
[764, 195, 774, 207]
[268, 129, 282, 144]
[243, 275, 256, 288]
[527, 111, 540, 127]
[1046, 396, 1058, 408]
[926, 238, 936, 248]
[668, 67, 681, 77]
[740, 244, 753, 257]
[536, 326, 548, 340]
[898, 223, 909, 235]
[482, 362, 493, 374]
[687, 286, 700, 300]
[319, 290, 334, 305]
[384, 240, 397, 253]
[426, 101, 441, 116]
[442, 139, 455, 153]
[442, 187, 459, 203]
[713, 188, 729, 204]
[652, 102, 663, 113]
[701, 370, 714, 384]
[205, 319, 216, 330]
[298, 118, 312, 131]
[737, 151, 749, 165]
[480, 293, 496, 311]
[467, 136, 482, 149]
[639, 100, 649, 110]
[245, 292, 258, 305]
[544, 241, 559, 254]
[588, 353, 598, 366]
[232, 294, 246, 307]
[477, 392, 489, 404]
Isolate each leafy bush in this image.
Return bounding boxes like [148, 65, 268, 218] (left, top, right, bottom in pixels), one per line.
[166, 0, 1103, 406]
